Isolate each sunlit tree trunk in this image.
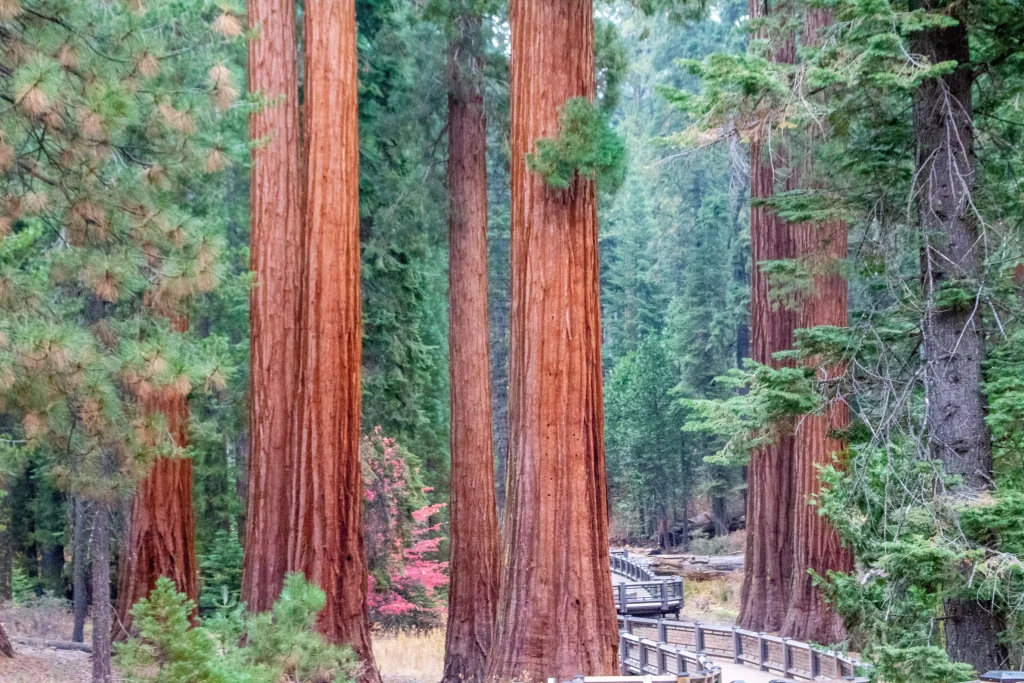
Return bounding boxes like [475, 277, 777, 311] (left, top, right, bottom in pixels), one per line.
[911, 0, 1006, 670]
[442, 8, 501, 683]
[485, 1, 618, 680]
[287, 1, 379, 681]
[241, 0, 305, 614]
[115, 361, 198, 637]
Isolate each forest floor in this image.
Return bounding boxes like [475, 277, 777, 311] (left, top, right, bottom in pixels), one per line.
[0, 572, 742, 683]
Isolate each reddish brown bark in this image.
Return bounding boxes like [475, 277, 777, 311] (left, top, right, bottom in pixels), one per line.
[441, 9, 501, 683]
[777, 9, 853, 645]
[485, 1, 618, 680]
[115, 374, 198, 637]
[241, 0, 305, 614]
[737, 0, 800, 635]
[287, 1, 379, 681]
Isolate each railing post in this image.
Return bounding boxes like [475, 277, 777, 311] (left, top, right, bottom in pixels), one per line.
[618, 583, 627, 611]
[732, 626, 741, 664]
[657, 618, 667, 644]
[694, 622, 705, 654]
[619, 635, 628, 675]
[657, 644, 667, 674]
[675, 648, 687, 674]
[639, 640, 649, 673]
[758, 632, 768, 672]
[660, 580, 669, 612]
[782, 638, 793, 677]
[624, 615, 633, 634]
[811, 648, 820, 679]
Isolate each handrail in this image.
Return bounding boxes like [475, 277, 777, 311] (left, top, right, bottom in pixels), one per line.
[618, 615, 865, 682]
[610, 551, 684, 617]
[618, 633, 722, 683]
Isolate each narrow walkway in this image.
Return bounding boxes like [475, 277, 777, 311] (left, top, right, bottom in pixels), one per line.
[715, 661, 779, 683]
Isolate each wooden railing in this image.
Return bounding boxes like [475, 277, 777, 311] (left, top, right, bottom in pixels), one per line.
[610, 551, 684, 616]
[619, 615, 865, 682]
[618, 633, 721, 683]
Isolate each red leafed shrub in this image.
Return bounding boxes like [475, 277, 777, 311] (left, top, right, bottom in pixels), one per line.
[362, 427, 449, 629]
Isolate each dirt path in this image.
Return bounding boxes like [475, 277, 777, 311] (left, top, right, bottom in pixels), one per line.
[0, 642, 94, 683]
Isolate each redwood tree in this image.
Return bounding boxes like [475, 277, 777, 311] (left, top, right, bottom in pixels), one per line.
[115, 351, 198, 637]
[484, 1, 619, 680]
[778, 9, 854, 645]
[441, 6, 501, 683]
[287, 1, 379, 680]
[912, 0, 1005, 670]
[241, 0, 305, 614]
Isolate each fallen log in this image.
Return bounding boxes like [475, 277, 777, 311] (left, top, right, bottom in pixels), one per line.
[12, 636, 92, 653]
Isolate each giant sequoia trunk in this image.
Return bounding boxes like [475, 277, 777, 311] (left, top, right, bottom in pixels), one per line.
[441, 9, 501, 683]
[115, 395, 198, 637]
[484, 1, 619, 680]
[911, 2, 1006, 671]
[241, 0, 305, 614]
[738, 0, 799, 634]
[287, 2, 379, 681]
[738, 124, 797, 635]
[778, 8, 853, 645]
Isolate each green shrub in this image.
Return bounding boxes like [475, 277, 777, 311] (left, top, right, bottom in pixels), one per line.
[117, 573, 358, 683]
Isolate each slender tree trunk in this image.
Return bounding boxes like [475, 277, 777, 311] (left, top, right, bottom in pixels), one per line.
[910, 2, 1006, 671]
[115, 333, 198, 638]
[0, 480, 11, 601]
[235, 432, 249, 546]
[485, 2, 618, 679]
[737, 0, 798, 633]
[288, 2, 378, 681]
[242, 0, 305, 614]
[442, 9, 501, 683]
[73, 499, 91, 643]
[91, 503, 111, 683]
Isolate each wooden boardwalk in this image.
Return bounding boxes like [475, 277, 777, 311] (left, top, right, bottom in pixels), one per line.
[609, 550, 866, 683]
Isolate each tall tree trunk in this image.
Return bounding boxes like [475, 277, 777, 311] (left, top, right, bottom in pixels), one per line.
[737, 0, 798, 634]
[91, 503, 111, 683]
[778, 8, 854, 645]
[485, 1, 619, 680]
[288, 2, 379, 681]
[73, 499, 91, 643]
[115, 337, 198, 638]
[0, 479, 11, 601]
[738, 130, 796, 633]
[242, 0, 305, 614]
[442, 9, 501, 683]
[911, 1, 1006, 671]
[234, 432, 249, 546]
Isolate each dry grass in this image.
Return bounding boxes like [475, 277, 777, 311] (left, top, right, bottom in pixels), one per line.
[2, 597, 78, 641]
[681, 576, 741, 625]
[373, 628, 445, 682]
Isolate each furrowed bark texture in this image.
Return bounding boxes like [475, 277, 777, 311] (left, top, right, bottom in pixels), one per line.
[442, 10, 502, 683]
[242, 0, 305, 614]
[288, 1, 379, 680]
[485, 1, 619, 680]
[91, 504, 111, 683]
[115, 385, 198, 637]
[778, 8, 853, 645]
[911, 1, 1006, 671]
[738, 0, 798, 634]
